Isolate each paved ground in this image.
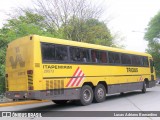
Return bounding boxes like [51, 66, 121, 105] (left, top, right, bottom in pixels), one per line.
[0, 85, 160, 120]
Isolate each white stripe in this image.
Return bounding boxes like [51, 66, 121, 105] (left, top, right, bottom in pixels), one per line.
[77, 76, 85, 86]
[67, 68, 81, 87]
[73, 72, 84, 87]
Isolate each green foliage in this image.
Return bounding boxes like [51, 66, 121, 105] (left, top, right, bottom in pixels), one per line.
[0, 76, 5, 95]
[145, 12, 160, 42]
[2, 12, 55, 40]
[62, 18, 113, 46]
[144, 11, 160, 76]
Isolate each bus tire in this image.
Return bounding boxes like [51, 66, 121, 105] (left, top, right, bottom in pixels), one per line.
[52, 100, 68, 105]
[93, 84, 106, 103]
[142, 82, 146, 93]
[120, 92, 124, 96]
[77, 85, 93, 106]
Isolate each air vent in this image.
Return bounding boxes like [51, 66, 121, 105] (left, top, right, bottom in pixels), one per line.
[46, 80, 64, 95]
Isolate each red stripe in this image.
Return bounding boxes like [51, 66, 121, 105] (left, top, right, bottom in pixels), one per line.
[71, 70, 82, 87]
[66, 67, 80, 87]
[76, 73, 84, 86]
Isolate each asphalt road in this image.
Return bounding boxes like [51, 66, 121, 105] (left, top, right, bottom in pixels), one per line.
[0, 85, 160, 120]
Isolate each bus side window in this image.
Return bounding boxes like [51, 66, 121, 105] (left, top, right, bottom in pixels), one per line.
[91, 50, 99, 63]
[100, 51, 107, 63]
[121, 54, 131, 65]
[41, 43, 68, 62]
[70, 47, 90, 63]
[41, 43, 55, 61]
[108, 52, 120, 64]
[55, 45, 68, 61]
[91, 50, 107, 63]
[70, 47, 77, 61]
[131, 55, 141, 66]
[80, 49, 90, 62]
[91, 50, 96, 62]
[142, 57, 149, 66]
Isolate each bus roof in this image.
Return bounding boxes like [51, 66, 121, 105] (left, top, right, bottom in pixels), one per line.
[13, 35, 152, 57]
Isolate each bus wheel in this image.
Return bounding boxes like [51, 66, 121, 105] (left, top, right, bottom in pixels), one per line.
[93, 84, 106, 103]
[52, 100, 68, 105]
[142, 82, 147, 93]
[77, 85, 93, 106]
[120, 92, 124, 96]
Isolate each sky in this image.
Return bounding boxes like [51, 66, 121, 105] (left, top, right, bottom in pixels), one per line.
[104, 0, 160, 52]
[0, 0, 160, 52]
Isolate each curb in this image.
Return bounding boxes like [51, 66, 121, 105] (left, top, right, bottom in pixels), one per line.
[0, 100, 49, 107]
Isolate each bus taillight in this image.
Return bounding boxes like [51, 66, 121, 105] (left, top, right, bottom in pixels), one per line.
[27, 70, 33, 90]
[28, 86, 34, 90]
[27, 70, 33, 74]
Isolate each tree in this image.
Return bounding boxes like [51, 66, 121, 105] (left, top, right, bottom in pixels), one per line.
[18, 0, 113, 42]
[31, 0, 103, 30]
[15, 0, 117, 46]
[61, 18, 113, 46]
[144, 11, 160, 76]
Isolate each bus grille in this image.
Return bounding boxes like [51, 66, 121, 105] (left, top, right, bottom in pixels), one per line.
[46, 80, 64, 95]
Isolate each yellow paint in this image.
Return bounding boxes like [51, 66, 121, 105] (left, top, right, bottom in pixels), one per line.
[5, 35, 156, 92]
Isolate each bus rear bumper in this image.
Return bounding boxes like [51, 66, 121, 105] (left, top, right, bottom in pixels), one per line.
[5, 88, 81, 100]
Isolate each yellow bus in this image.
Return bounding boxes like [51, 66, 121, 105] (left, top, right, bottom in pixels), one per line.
[5, 35, 156, 105]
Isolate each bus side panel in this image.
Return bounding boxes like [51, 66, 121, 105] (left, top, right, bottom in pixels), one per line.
[41, 64, 151, 89]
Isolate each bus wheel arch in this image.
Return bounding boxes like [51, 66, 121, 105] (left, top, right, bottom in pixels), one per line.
[82, 82, 94, 89]
[97, 81, 108, 93]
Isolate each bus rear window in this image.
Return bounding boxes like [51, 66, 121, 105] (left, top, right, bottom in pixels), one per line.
[41, 43, 68, 62]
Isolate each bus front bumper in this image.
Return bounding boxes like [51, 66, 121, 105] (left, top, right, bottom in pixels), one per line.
[5, 88, 81, 100]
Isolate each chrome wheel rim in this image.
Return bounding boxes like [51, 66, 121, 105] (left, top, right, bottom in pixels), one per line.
[83, 89, 91, 102]
[97, 88, 104, 99]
